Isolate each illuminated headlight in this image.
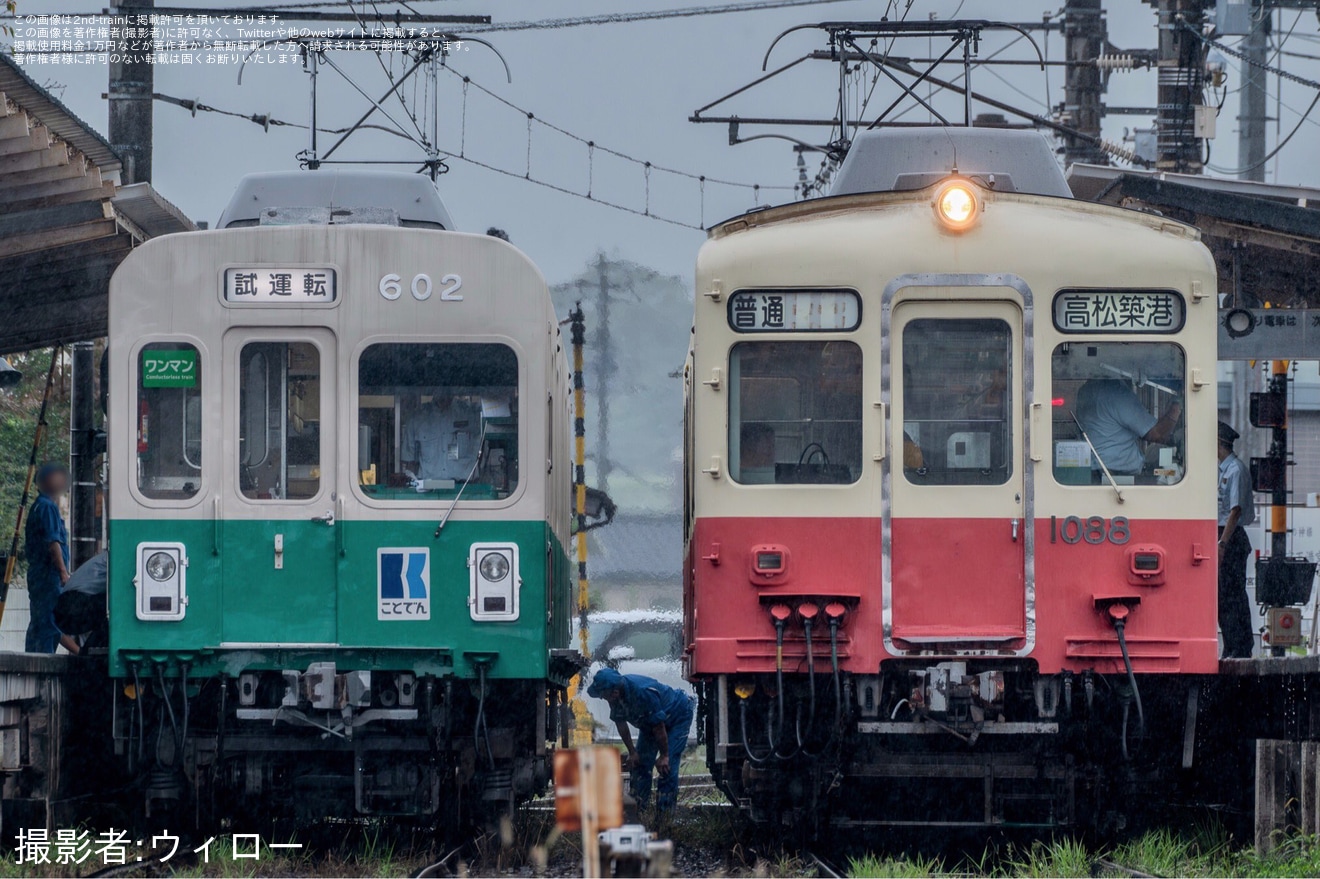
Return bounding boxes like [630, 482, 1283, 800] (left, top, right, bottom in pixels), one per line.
[479, 552, 510, 582]
[933, 179, 981, 232]
[145, 551, 177, 582]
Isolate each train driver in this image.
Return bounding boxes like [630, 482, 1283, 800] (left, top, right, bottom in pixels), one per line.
[1075, 379, 1181, 476]
[401, 392, 482, 484]
[588, 667, 695, 814]
[1216, 421, 1256, 659]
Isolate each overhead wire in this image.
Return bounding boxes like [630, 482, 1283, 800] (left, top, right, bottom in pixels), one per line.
[152, 81, 787, 230]
[1207, 87, 1320, 176]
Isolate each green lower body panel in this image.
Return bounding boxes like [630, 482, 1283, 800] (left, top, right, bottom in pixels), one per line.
[108, 517, 572, 680]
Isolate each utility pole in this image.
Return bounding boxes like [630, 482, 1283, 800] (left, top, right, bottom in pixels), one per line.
[1153, 0, 1205, 173]
[1061, 0, 1108, 166]
[108, 0, 154, 184]
[1237, 5, 1270, 183]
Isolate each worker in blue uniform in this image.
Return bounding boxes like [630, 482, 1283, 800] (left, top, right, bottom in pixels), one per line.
[587, 668, 694, 813]
[24, 463, 76, 654]
[1217, 421, 1256, 658]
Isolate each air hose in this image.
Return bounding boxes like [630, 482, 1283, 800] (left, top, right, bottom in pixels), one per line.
[474, 664, 495, 771]
[796, 615, 818, 750]
[739, 699, 772, 765]
[1112, 614, 1145, 760]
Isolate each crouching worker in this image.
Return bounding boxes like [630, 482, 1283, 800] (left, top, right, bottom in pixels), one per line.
[587, 668, 694, 813]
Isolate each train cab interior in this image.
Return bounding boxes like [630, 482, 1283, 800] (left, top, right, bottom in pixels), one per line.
[136, 342, 204, 500]
[726, 340, 863, 485]
[1050, 341, 1186, 486]
[900, 317, 1013, 486]
[355, 342, 520, 501]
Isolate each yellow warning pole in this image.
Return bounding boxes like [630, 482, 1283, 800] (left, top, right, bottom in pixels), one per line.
[1269, 359, 1289, 558]
[567, 304, 594, 744]
[571, 303, 589, 657]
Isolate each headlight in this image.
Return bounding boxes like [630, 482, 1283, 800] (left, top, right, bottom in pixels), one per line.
[478, 552, 510, 582]
[933, 180, 980, 231]
[145, 551, 177, 582]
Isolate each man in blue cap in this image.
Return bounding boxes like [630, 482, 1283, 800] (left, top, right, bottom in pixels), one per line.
[587, 668, 694, 813]
[25, 463, 75, 654]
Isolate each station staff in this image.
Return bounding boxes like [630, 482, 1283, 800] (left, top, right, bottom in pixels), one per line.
[1075, 379, 1181, 475]
[587, 668, 694, 814]
[1217, 422, 1256, 659]
[401, 393, 482, 482]
[24, 463, 78, 655]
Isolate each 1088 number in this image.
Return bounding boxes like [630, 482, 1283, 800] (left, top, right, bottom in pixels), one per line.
[1057, 515, 1130, 545]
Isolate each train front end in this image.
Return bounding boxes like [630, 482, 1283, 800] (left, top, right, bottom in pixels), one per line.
[106, 171, 575, 826]
[683, 129, 1219, 831]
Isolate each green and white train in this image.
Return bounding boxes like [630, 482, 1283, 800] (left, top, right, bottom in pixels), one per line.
[106, 171, 577, 825]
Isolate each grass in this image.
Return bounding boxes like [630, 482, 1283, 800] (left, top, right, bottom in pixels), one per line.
[845, 828, 1320, 879]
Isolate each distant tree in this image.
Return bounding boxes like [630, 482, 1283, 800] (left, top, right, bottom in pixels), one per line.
[0, 348, 71, 569]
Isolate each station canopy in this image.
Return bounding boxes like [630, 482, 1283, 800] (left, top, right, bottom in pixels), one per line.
[0, 55, 194, 356]
[1069, 164, 1320, 312]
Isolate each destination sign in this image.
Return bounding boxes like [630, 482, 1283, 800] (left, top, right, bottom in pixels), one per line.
[727, 289, 861, 333]
[1053, 289, 1184, 334]
[224, 267, 337, 303]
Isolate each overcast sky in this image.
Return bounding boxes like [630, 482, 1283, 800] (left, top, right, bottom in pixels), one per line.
[11, 0, 1320, 284]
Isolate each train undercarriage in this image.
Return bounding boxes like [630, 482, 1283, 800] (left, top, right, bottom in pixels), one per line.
[106, 661, 568, 832]
[702, 661, 1205, 835]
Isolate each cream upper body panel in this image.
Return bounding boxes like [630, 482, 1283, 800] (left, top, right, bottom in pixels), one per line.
[109, 225, 564, 522]
[690, 188, 1218, 521]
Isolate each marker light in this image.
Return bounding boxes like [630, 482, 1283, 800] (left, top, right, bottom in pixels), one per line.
[933, 180, 980, 232]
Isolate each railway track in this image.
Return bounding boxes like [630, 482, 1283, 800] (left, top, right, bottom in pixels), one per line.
[1091, 859, 1158, 878]
[807, 850, 845, 878]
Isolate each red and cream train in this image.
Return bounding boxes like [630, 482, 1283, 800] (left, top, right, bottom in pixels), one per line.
[682, 127, 1219, 830]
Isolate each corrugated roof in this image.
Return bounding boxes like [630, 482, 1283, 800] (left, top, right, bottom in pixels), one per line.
[0, 54, 121, 175]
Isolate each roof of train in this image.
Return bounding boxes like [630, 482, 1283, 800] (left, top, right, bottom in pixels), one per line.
[217, 170, 455, 230]
[830, 128, 1071, 199]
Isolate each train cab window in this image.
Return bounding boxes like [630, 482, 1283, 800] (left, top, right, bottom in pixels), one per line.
[728, 341, 862, 485]
[137, 343, 203, 499]
[357, 343, 519, 501]
[902, 319, 1013, 486]
[238, 342, 321, 500]
[1051, 342, 1185, 486]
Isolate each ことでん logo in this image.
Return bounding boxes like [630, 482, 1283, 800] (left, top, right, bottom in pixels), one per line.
[378, 548, 430, 620]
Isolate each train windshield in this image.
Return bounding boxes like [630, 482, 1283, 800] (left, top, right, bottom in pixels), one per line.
[137, 342, 203, 499]
[357, 343, 519, 501]
[238, 342, 321, 501]
[902, 318, 1014, 486]
[727, 341, 862, 485]
[1051, 342, 1185, 485]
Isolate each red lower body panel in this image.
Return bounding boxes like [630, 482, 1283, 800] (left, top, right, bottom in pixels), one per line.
[685, 516, 1219, 677]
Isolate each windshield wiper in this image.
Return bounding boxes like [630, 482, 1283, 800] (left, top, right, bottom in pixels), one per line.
[1069, 410, 1125, 504]
[434, 421, 487, 538]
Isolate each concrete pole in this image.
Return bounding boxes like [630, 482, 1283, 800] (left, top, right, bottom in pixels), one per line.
[108, 0, 154, 184]
[1237, 8, 1270, 183]
[1154, 0, 1204, 173]
[1061, 0, 1107, 167]
[69, 342, 99, 569]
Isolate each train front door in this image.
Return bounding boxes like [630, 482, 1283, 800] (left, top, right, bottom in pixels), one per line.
[887, 293, 1030, 650]
[222, 329, 339, 645]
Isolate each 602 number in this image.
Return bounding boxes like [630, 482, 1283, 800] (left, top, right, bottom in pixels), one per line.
[1057, 515, 1130, 546]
